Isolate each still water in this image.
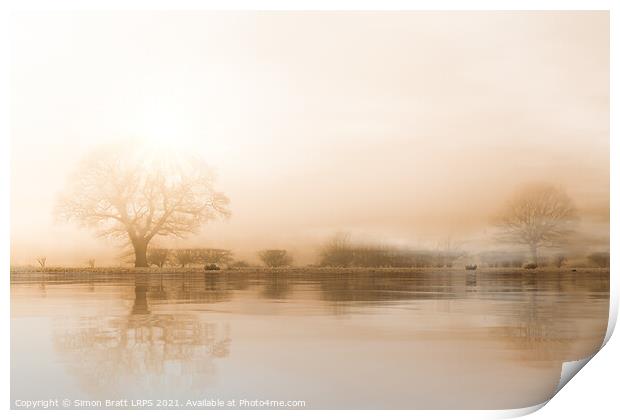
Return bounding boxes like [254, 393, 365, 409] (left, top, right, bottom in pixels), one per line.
[11, 271, 609, 409]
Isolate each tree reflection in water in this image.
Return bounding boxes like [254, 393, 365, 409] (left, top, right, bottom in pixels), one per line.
[484, 274, 609, 364]
[52, 277, 232, 398]
[261, 274, 291, 300]
[316, 272, 608, 365]
[317, 272, 466, 314]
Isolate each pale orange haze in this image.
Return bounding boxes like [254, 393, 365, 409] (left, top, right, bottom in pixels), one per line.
[10, 11, 609, 265]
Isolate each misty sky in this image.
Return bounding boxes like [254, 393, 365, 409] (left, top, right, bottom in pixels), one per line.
[10, 11, 609, 265]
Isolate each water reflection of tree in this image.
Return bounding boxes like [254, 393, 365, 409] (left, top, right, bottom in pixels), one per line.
[261, 275, 291, 300]
[482, 275, 609, 364]
[317, 273, 466, 310]
[53, 278, 232, 398]
[314, 272, 608, 364]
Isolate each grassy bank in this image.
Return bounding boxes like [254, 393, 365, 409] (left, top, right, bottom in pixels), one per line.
[10, 265, 610, 276]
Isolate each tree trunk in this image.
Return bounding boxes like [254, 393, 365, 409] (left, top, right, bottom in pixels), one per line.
[529, 243, 538, 265]
[133, 239, 149, 268]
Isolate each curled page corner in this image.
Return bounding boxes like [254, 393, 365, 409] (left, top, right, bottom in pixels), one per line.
[499, 355, 600, 419]
[495, 402, 548, 419]
[603, 286, 617, 346]
[555, 355, 595, 395]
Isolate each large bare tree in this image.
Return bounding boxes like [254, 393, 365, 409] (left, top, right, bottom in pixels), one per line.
[495, 184, 578, 264]
[57, 146, 230, 267]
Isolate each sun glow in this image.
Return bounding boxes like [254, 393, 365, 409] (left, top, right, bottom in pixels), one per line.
[137, 101, 196, 153]
[132, 99, 232, 169]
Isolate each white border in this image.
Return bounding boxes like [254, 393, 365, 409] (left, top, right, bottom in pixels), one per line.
[1, 1, 617, 419]
[2, 0, 616, 12]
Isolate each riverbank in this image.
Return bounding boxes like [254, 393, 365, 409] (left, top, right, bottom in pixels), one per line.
[10, 265, 609, 276]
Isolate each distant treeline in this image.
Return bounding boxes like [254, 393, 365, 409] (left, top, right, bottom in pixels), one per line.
[141, 243, 609, 269]
[316, 234, 609, 269]
[25, 246, 609, 270]
[479, 251, 609, 269]
[319, 245, 462, 268]
[477, 251, 526, 268]
[146, 247, 294, 268]
[318, 234, 462, 268]
[147, 248, 234, 268]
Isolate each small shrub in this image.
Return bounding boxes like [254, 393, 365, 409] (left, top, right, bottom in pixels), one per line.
[258, 249, 293, 267]
[204, 263, 220, 271]
[523, 263, 538, 269]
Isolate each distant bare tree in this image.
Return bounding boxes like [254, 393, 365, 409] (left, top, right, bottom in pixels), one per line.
[495, 184, 578, 265]
[148, 248, 170, 268]
[87, 259, 96, 268]
[56, 145, 230, 267]
[36, 256, 47, 269]
[258, 249, 292, 267]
